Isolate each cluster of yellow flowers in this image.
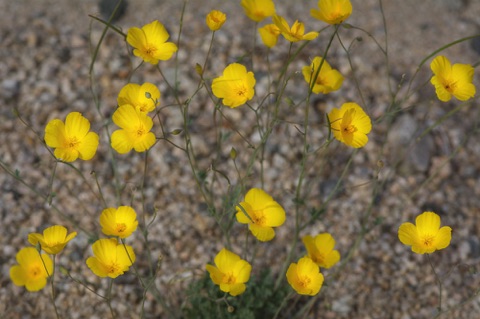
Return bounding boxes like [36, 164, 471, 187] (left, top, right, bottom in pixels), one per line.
[15, 0, 476, 309]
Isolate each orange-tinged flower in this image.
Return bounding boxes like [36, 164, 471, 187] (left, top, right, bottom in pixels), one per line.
[126, 20, 178, 65]
[211, 63, 256, 108]
[328, 102, 372, 148]
[302, 57, 344, 94]
[44, 112, 99, 162]
[117, 82, 160, 113]
[272, 15, 319, 43]
[206, 10, 227, 31]
[28, 225, 77, 255]
[398, 211, 452, 254]
[111, 104, 156, 154]
[258, 24, 281, 48]
[236, 188, 285, 242]
[10, 247, 53, 292]
[286, 257, 324, 296]
[86, 238, 135, 278]
[100, 206, 138, 238]
[302, 233, 340, 269]
[206, 248, 252, 296]
[311, 0, 353, 25]
[241, 0, 275, 22]
[430, 55, 476, 102]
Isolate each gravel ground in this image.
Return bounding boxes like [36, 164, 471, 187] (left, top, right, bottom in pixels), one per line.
[1, 0, 480, 318]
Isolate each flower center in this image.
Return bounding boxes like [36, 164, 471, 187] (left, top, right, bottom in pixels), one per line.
[343, 124, 356, 133]
[443, 80, 457, 93]
[29, 265, 43, 279]
[235, 85, 247, 97]
[116, 223, 127, 233]
[65, 137, 80, 150]
[311, 253, 324, 265]
[223, 272, 236, 285]
[422, 235, 435, 247]
[144, 45, 157, 57]
[251, 210, 266, 226]
[298, 275, 312, 288]
[136, 125, 146, 137]
[107, 262, 121, 274]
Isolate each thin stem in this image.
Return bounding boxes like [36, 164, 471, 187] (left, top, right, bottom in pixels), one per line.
[427, 254, 443, 314]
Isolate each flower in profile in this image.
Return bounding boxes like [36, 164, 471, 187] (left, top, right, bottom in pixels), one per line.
[28, 225, 77, 255]
[328, 102, 372, 148]
[272, 15, 319, 42]
[211, 63, 256, 108]
[100, 206, 138, 238]
[205, 248, 252, 296]
[430, 55, 476, 102]
[302, 233, 340, 269]
[286, 257, 324, 296]
[236, 188, 286, 242]
[398, 211, 452, 254]
[44, 112, 99, 162]
[258, 24, 281, 48]
[302, 57, 344, 94]
[126, 20, 178, 65]
[10, 247, 53, 292]
[86, 238, 136, 278]
[117, 82, 160, 113]
[111, 104, 156, 154]
[311, 0, 353, 25]
[241, 0, 275, 22]
[206, 10, 227, 31]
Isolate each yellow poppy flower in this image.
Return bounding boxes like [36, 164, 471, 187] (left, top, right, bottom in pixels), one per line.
[398, 211, 452, 254]
[302, 233, 340, 269]
[44, 112, 99, 162]
[28, 225, 77, 255]
[211, 63, 256, 108]
[205, 248, 252, 296]
[236, 188, 286, 242]
[100, 206, 138, 238]
[302, 57, 344, 94]
[206, 10, 227, 31]
[111, 104, 156, 154]
[272, 15, 319, 42]
[10, 247, 53, 292]
[311, 0, 353, 25]
[286, 257, 324, 296]
[258, 24, 281, 48]
[86, 238, 136, 278]
[126, 20, 178, 65]
[328, 102, 372, 148]
[430, 55, 476, 102]
[117, 82, 160, 113]
[241, 0, 275, 22]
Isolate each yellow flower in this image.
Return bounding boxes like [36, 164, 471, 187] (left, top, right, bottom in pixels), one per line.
[117, 82, 160, 113]
[302, 57, 344, 94]
[126, 20, 178, 65]
[236, 188, 286, 242]
[100, 206, 138, 238]
[302, 233, 340, 269]
[206, 10, 227, 31]
[10, 247, 53, 292]
[212, 63, 256, 108]
[86, 238, 136, 278]
[205, 248, 252, 296]
[44, 112, 99, 162]
[398, 211, 452, 254]
[286, 257, 324, 296]
[241, 0, 275, 22]
[430, 55, 476, 102]
[111, 104, 156, 154]
[328, 102, 372, 148]
[258, 24, 281, 48]
[272, 15, 319, 43]
[311, 0, 353, 25]
[28, 225, 77, 255]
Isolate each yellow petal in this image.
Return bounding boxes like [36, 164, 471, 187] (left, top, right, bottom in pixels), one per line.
[398, 222, 418, 246]
[433, 226, 452, 250]
[111, 129, 134, 154]
[143, 20, 169, 46]
[65, 112, 90, 138]
[415, 211, 441, 235]
[44, 119, 66, 148]
[126, 27, 147, 50]
[249, 223, 275, 241]
[78, 131, 99, 160]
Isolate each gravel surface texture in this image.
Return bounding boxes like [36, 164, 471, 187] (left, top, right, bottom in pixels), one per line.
[1, 0, 480, 318]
